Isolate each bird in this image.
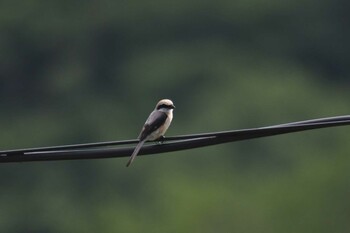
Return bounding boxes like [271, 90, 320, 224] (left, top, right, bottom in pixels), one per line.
[126, 99, 175, 167]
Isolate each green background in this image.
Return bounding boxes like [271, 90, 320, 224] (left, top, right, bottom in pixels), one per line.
[0, 0, 349, 232]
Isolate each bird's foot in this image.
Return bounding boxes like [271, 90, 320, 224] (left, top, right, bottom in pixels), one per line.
[157, 136, 165, 144]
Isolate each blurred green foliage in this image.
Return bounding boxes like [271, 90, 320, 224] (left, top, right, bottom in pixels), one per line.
[0, 0, 349, 232]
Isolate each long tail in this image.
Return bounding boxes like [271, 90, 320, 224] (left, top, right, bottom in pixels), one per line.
[126, 140, 146, 167]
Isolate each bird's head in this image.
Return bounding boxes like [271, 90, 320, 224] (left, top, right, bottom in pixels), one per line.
[155, 99, 175, 112]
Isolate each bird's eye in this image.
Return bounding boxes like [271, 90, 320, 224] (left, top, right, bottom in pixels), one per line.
[157, 104, 164, 109]
[157, 104, 169, 110]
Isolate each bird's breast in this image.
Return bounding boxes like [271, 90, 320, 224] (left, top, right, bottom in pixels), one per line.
[148, 111, 173, 141]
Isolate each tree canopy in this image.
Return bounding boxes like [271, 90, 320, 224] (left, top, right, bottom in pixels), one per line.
[0, 0, 349, 232]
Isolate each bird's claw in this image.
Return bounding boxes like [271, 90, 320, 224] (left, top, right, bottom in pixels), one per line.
[157, 136, 165, 144]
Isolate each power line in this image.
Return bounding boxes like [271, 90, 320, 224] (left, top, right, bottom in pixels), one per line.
[0, 115, 349, 163]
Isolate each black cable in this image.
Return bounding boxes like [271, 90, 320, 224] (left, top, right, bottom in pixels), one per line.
[2, 115, 348, 155]
[0, 139, 138, 156]
[0, 115, 349, 163]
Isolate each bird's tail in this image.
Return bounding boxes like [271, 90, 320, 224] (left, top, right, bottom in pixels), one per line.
[126, 140, 146, 167]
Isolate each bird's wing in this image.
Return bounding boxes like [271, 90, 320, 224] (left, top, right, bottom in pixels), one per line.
[139, 110, 168, 141]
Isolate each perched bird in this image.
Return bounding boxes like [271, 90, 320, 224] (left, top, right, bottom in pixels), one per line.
[126, 99, 175, 167]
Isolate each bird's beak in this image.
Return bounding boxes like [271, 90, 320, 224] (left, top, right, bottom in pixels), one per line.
[171, 104, 176, 109]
